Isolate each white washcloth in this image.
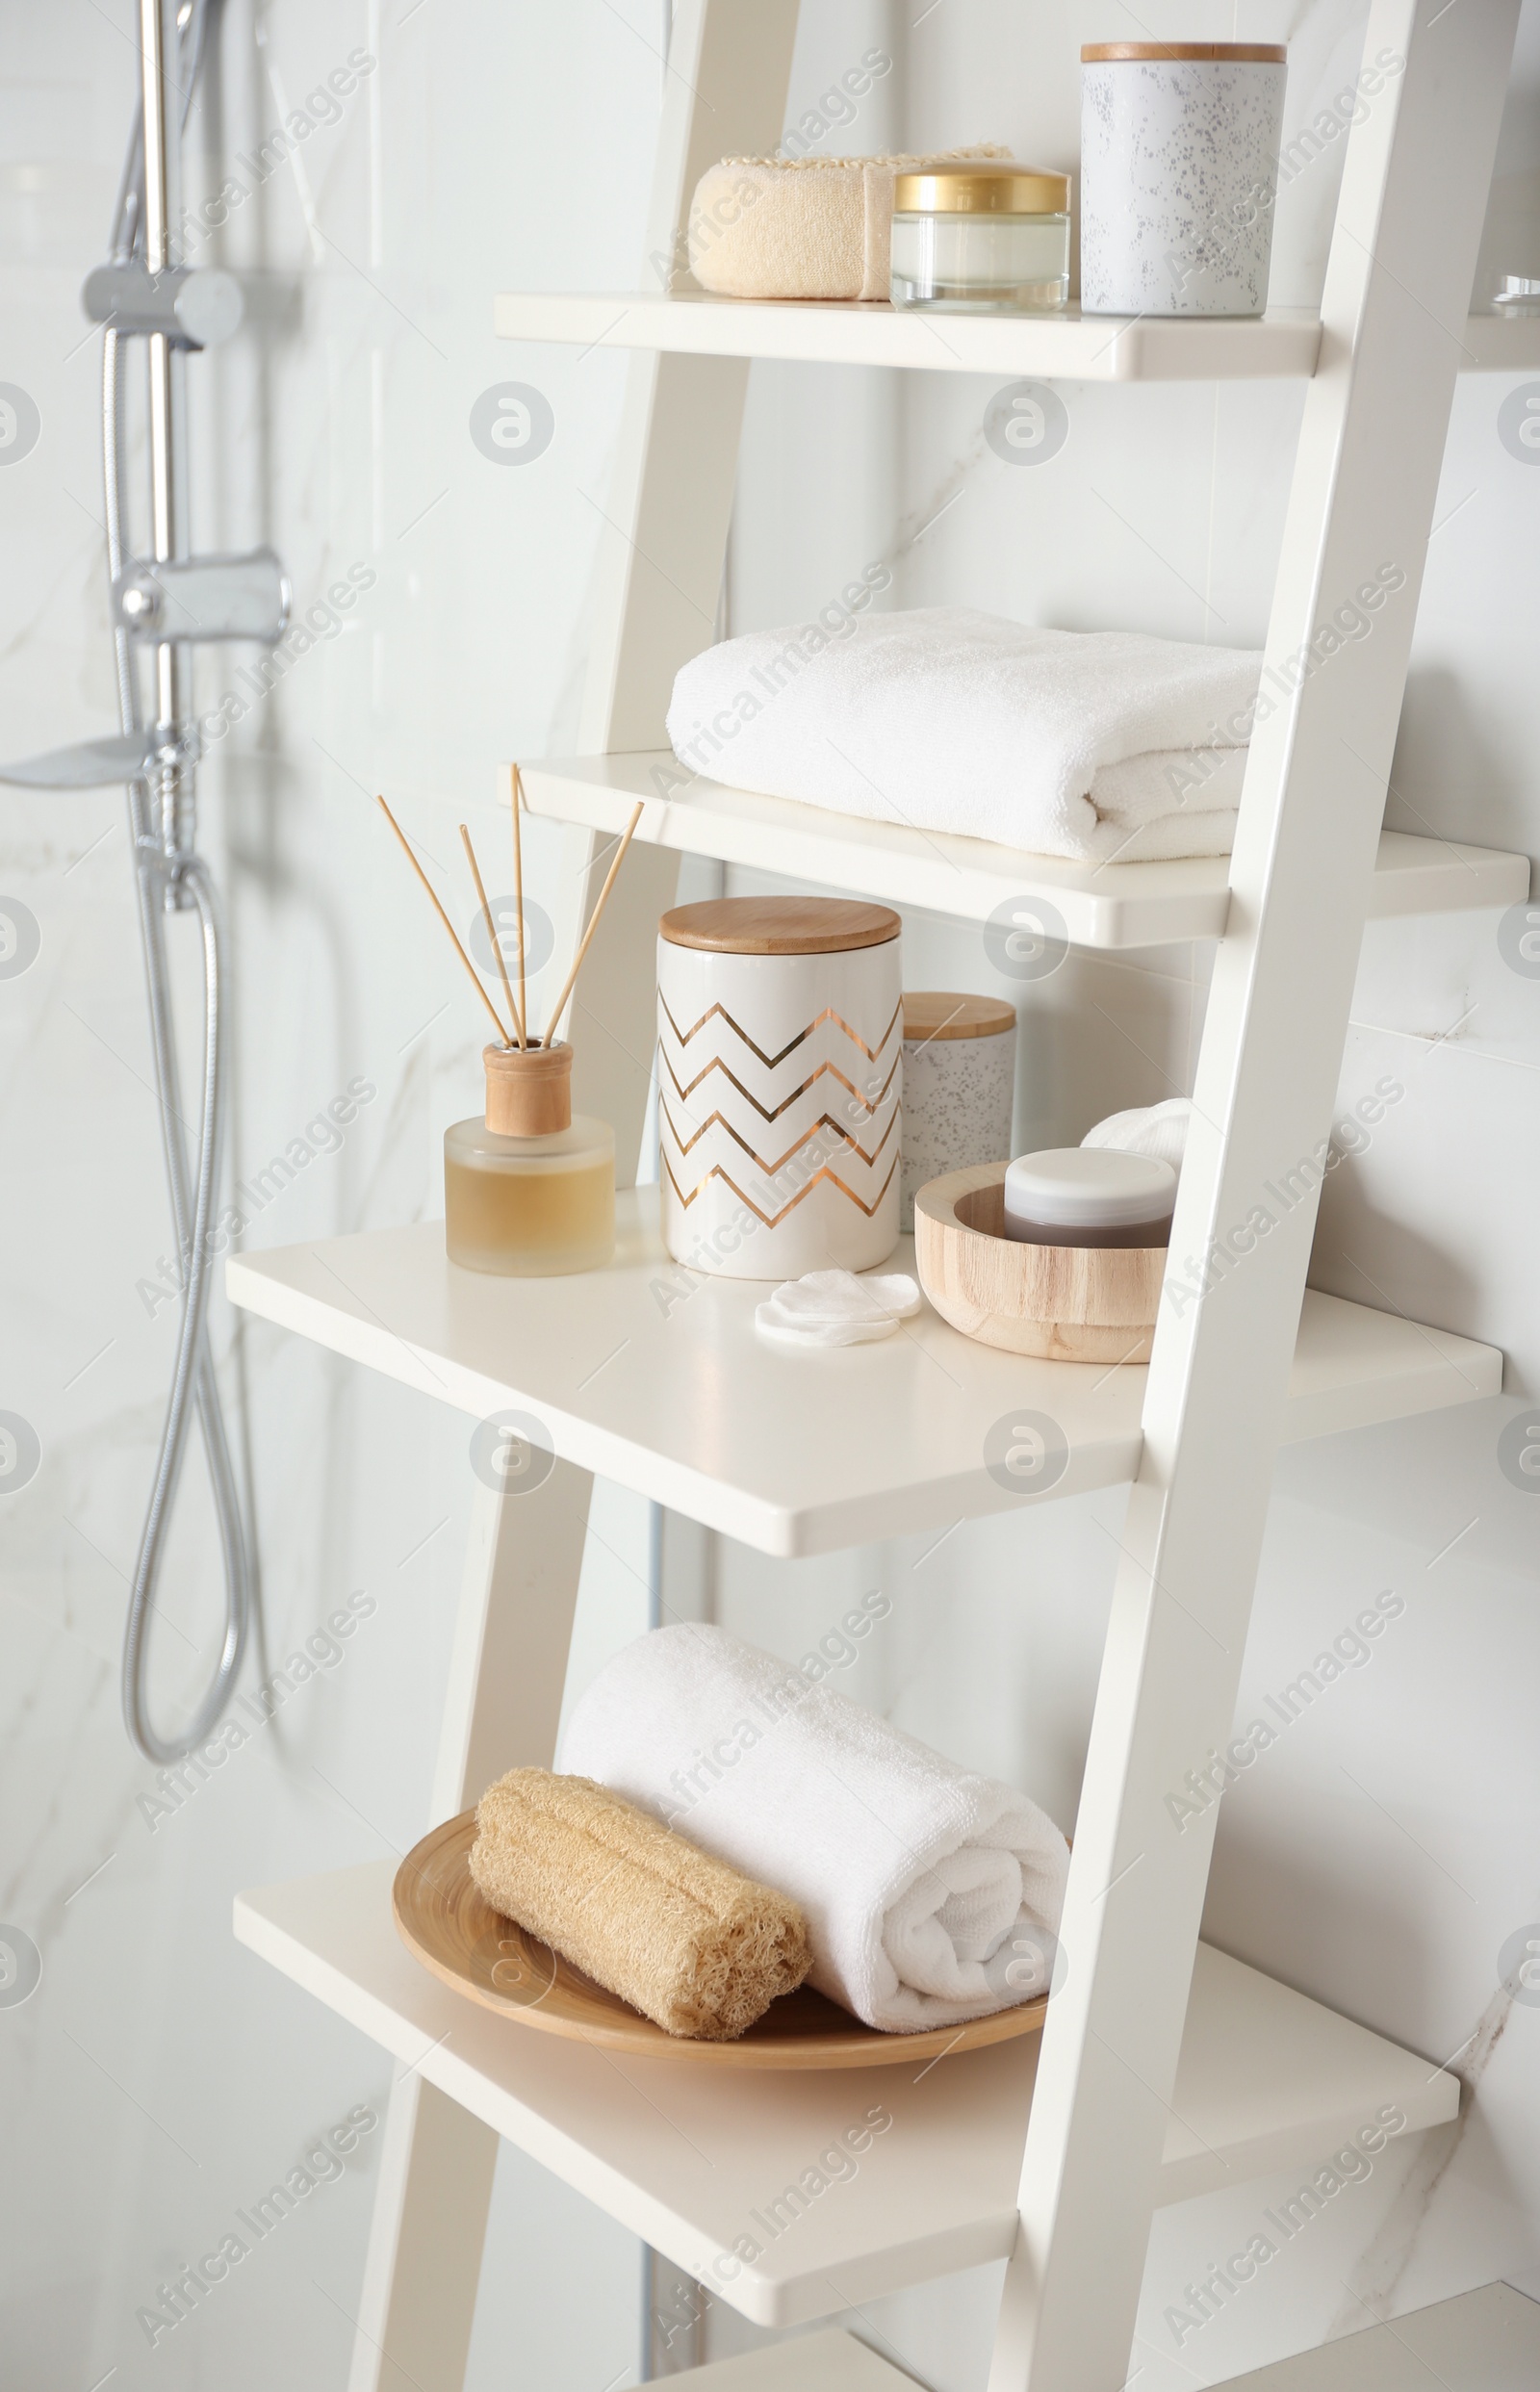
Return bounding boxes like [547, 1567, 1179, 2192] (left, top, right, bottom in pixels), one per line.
[1084, 1096, 1194, 1174]
[755, 1270, 921, 1350]
[559, 1624, 1070, 2032]
[667, 607, 1262, 862]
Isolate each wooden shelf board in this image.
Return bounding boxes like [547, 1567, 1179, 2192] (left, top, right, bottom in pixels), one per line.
[225, 1199, 1501, 1561]
[518, 754, 1530, 949]
[1212, 2282, 1540, 2388]
[234, 1863, 1459, 2330]
[495, 291, 1540, 379]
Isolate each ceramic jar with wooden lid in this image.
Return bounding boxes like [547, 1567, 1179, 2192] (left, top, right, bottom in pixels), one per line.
[1081, 42, 1288, 317]
[900, 992, 1017, 1233]
[657, 896, 902, 1279]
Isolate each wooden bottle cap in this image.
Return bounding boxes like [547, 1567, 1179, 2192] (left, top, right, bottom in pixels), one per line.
[660, 896, 901, 956]
[903, 991, 1017, 1043]
[484, 1041, 573, 1137]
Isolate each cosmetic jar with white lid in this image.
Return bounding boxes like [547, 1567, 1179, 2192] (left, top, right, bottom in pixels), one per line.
[1003, 1147, 1176, 1248]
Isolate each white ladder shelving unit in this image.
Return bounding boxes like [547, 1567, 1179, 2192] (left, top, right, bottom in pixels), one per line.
[226, 7, 1527, 2387]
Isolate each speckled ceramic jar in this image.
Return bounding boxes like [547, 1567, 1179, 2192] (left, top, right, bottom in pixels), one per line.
[900, 992, 1016, 1234]
[1080, 42, 1287, 318]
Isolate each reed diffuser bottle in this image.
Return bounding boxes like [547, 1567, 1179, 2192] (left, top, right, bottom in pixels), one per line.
[374, 770, 643, 1280]
[445, 1041, 615, 1275]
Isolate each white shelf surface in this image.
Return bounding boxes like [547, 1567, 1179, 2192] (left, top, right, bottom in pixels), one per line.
[495, 292, 1540, 379]
[519, 753, 1530, 950]
[225, 1200, 1502, 1561]
[495, 290, 1324, 380]
[1213, 2282, 1540, 2389]
[656, 2333, 910, 2392]
[235, 1862, 1459, 2330]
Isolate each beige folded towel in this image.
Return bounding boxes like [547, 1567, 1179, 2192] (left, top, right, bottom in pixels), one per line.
[469, 1768, 812, 2041]
[689, 148, 1012, 301]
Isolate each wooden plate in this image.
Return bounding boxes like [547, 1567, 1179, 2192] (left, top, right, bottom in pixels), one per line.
[392, 1811, 1049, 2070]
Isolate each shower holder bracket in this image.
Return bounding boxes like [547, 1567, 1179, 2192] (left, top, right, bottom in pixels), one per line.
[114, 549, 291, 645]
[83, 261, 244, 349]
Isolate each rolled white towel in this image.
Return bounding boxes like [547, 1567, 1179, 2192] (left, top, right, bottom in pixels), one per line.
[666, 607, 1262, 864]
[559, 1624, 1069, 2032]
[1083, 1096, 1193, 1175]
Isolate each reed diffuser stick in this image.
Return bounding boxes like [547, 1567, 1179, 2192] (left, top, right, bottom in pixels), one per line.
[511, 763, 527, 1043]
[376, 795, 512, 1048]
[542, 802, 645, 1048]
[460, 822, 526, 1050]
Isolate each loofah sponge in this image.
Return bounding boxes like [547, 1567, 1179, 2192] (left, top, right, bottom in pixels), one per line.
[469, 1767, 812, 2041]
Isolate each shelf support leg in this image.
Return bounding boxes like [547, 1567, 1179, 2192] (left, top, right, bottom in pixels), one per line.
[346, 1460, 595, 2392]
[544, 0, 801, 1161]
[988, 7, 1520, 2387]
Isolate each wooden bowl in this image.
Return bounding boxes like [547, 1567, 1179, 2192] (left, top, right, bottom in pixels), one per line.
[913, 1163, 1166, 1363]
[393, 1811, 1048, 2070]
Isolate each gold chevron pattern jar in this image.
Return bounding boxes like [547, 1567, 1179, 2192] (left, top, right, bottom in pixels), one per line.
[657, 896, 903, 1280]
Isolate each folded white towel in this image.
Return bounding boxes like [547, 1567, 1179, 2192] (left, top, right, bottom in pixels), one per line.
[667, 607, 1262, 863]
[1083, 1096, 1194, 1174]
[559, 1624, 1070, 2032]
[755, 1269, 922, 1350]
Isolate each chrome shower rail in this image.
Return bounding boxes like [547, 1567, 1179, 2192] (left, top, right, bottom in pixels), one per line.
[110, 0, 257, 1761]
[0, 0, 287, 1761]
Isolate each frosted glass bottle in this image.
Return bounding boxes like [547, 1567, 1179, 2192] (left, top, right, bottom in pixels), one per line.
[445, 1042, 615, 1275]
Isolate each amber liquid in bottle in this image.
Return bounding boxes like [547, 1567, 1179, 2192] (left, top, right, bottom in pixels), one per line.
[444, 1119, 615, 1275]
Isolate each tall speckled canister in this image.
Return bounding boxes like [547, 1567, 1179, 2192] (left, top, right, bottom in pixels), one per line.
[900, 993, 1017, 1233]
[658, 897, 902, 1279]
[1080, 42, 1287, 317]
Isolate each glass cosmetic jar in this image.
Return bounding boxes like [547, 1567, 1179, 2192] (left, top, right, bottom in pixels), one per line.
[890, 166, 1070, 315]
[1494, 275, 1540, 317]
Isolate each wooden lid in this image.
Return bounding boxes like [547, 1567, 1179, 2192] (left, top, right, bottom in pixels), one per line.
[660, 897, 901, 955]
[1083, 42, 1286, 63]
[903, 991, 1016, 1043]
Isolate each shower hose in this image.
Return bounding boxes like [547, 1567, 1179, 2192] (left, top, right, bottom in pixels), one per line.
[107, 0, 252, 1763]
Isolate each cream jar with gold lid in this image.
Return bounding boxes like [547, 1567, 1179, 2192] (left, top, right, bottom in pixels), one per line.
[890, 165, 1070, 314]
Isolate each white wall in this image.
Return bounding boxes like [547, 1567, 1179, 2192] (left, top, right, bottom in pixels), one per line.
[1, 4, 1537, 2390]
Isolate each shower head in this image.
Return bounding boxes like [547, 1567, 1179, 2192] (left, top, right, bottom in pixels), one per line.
[0, 733, 161, 788]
